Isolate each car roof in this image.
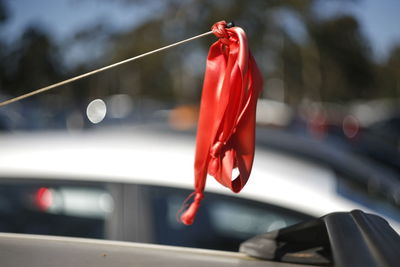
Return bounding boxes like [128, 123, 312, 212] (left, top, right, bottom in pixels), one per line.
[0, 127, 399, 231]
[0, 232, 319, 267]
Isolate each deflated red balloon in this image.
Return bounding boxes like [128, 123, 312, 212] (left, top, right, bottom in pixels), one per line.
[180, 21, 263, 225]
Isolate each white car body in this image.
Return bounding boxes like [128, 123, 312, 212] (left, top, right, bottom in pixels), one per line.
[0, 127, 399, 232]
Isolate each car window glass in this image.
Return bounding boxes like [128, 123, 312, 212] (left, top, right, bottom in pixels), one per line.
[0, 179, 112, 239]
[146, 185, 313, 250]
[0, 179, 313, 251]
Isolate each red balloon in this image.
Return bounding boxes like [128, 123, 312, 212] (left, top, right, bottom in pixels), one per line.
[180, 21, 263, 225]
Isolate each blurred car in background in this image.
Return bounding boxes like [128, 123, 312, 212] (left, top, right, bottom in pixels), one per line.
[0, 124, 399, 252]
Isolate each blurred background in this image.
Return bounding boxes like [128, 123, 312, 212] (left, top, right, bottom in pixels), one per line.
[0, 0, 399, 252]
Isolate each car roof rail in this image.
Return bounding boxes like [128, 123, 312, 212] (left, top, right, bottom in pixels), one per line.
[240, 209, 400, 266]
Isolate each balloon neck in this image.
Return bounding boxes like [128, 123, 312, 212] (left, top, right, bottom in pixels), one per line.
[180, 192, 204, 225]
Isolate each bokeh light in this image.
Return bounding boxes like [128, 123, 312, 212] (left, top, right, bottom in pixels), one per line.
[86, 99, 107, 124]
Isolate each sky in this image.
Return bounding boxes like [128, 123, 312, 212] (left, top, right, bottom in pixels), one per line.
[0, 0, 165, 67]
[1, 0, 400, 63]
[1, 0, 142, 41]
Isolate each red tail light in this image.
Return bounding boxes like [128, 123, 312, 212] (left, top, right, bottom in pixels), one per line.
[35, 187, 53, 211]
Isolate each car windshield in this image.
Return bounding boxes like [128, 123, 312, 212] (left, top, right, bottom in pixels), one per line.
[0, 0, 399, 252]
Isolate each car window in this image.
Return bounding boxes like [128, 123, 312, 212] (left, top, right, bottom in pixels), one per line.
[145, 185, 313, 251]
[0, 179, 112, 238]
[0, 178, 313, 251]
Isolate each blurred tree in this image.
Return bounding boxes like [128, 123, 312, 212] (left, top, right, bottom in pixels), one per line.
[0, 0, 6, 23]
[104, 0, 383, 108]
[379, 46, 400, 99]
[105, 0, 316, 105]
[308, 15, 375, 102]
[2, 26, 61, 97]
[1, 0, 398, 116]
[0, 0, 8, 95]
[111, 19, 175, 101]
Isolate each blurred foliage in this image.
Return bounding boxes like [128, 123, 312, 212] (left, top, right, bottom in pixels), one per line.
[0, 0, 400, 110]
[0, 0, 6, 23]
[4, 27, 61, 95]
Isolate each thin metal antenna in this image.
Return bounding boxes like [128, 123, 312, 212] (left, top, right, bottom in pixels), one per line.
[0, 30, 216, 107]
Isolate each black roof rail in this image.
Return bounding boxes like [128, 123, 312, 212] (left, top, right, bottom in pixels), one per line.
[240, 209, 400, 267]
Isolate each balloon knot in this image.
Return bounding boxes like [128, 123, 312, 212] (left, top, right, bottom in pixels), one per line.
[212, 21, 231, 45]
[180, 192, 204, 225]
